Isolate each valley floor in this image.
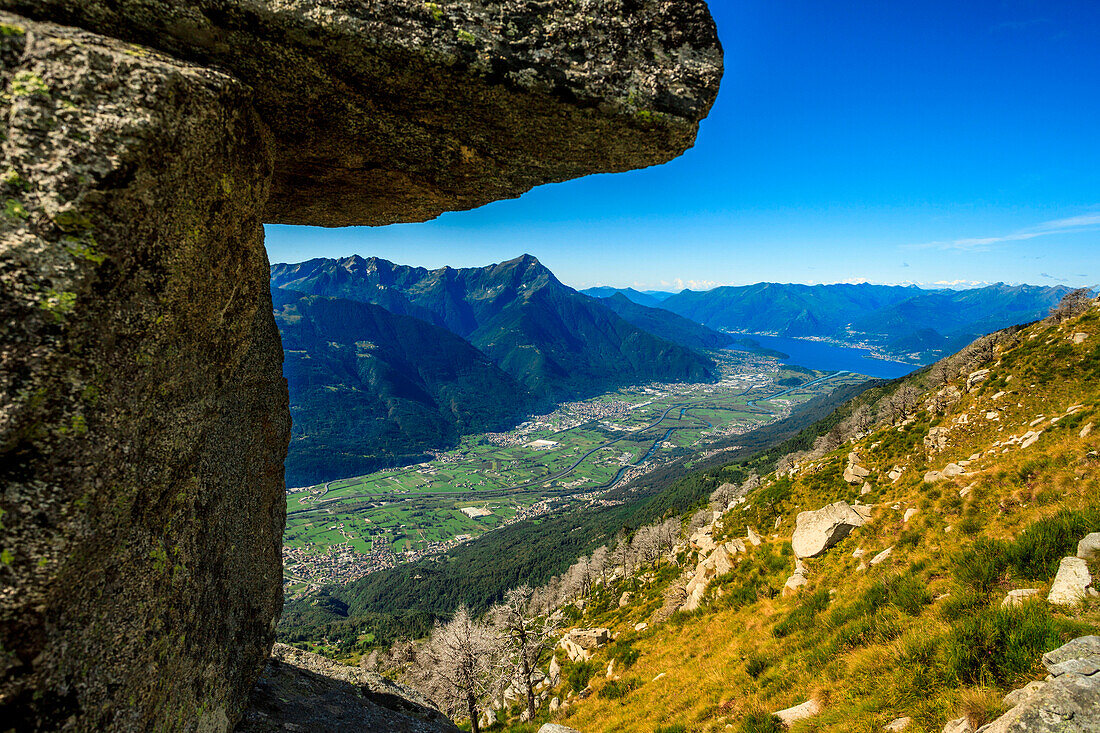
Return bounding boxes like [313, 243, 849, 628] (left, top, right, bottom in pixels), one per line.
[282, 351, 868, 596]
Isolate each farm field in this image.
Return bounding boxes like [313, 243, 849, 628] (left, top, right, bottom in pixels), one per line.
[282, 350, 869, 594]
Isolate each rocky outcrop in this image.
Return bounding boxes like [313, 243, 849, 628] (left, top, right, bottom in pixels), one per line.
[6, 0, 723, 227]
[978, 636, 1100, 732]
[791, 501, 867, 558]
[0, 1, 721, 729]
[0, 17, 287, 730]
[682, 541, 741, 611]
[559, 628, 610, 662]
[237, 644, 458, 732]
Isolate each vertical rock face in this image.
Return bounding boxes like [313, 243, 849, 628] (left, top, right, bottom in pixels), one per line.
[0, 15, 288, 729]
[0, 1, 721, 730]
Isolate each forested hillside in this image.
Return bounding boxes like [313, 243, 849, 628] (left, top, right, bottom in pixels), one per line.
[274, 290, 530, 485]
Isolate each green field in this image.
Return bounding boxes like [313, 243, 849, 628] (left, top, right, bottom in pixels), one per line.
[282, 352, 868, 594]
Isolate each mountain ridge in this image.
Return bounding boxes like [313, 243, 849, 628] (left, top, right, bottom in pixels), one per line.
[271, 255, 718, 402]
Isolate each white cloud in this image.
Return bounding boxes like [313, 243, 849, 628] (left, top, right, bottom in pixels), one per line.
[905, 212, 1100, 251]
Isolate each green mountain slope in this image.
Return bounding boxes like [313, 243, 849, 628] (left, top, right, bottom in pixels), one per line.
[271, 254, 716, 401]
[581, 286, 667, 308]
[274, 290, 529, 486]
[593, 292, 733, 350]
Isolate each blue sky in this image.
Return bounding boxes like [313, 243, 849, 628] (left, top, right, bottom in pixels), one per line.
[265, 0, 1100, 292]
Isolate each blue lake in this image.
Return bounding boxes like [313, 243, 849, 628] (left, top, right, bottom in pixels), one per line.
[728, 333, 921, 380]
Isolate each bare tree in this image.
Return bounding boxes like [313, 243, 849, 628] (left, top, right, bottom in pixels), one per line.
[589, 546, 610, 588]
[849, 404, 875, 435]
[930, 358, 954, 386]
[776, 454, 795, 475]
[709, 482, 739, 510]
[491, 586, 558, 721]
[687, 509, 711, 534]
[609, 533, 633, 576]
[423, 605, 503, 733]
[656, 517, 681, 556]
[632, 524, 663, 568]
[1050, 288, 1095, 322]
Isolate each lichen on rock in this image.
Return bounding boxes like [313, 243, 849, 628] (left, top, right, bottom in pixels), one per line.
[0, 14, 288, 730]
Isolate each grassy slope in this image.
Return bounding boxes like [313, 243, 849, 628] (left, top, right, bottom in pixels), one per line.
[537, 307, 1100, 733]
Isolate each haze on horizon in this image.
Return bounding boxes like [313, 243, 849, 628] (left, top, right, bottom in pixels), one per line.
[266, 0, 1100, 292]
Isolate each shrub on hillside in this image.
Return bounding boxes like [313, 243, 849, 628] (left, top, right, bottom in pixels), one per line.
[946, 602, 1063, 685]
[745, 653, 771, 679]
[773, 589, 830, 638]
[597, 678, 640, 700]
[1006, 507, 1100, 580]
[739, 709, 784, 733]
[567, 661, 596, 693]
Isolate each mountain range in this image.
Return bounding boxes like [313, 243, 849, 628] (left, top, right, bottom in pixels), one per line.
[651, 282, 1072, 360]
[271, 255, 716, 401]
[271, 256, 721, 483]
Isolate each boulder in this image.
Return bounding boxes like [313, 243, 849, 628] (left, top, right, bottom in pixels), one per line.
[619, 591, 635, 607]
[861, 482, 873, 495]
[548, 655, 561, 687]
[942, 718, 975, 733]
[1077, 532, 1100, 561]
[925, 426, 950, 451]
[1001, 589, 1041, 608]
[903, 508, 918, 523]
[791, 502, 867, 558]
[966, 369, 991, 392]
[1047, 557, 1092, 606]
[980, 637, 1100, 732]
[783, 559, 810, 596]
[682, 543, 739, 611]
[549, 697, 561, 713]
[237, 644, 459, 733]
[1081, 422, 1094, 439]
[941, 463, 965, 478]
[634, 623, 649, 632]
[559, 628, 610, 662]
[1002, 680, 1046, 708]
[774, 699, 821, 727]
[883, 717, 911, 732]
[924, 471, 944, 483]
[1072, 332, 1089, 344]
[538, 725, 582, 733]
[689, 524, 718, 555]
[870, 547, 894, 566]
[844, 463, 871, 484]
[747, 527, 763, 546]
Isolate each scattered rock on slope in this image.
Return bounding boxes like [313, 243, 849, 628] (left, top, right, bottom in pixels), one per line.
[791, 501, 867, 558]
